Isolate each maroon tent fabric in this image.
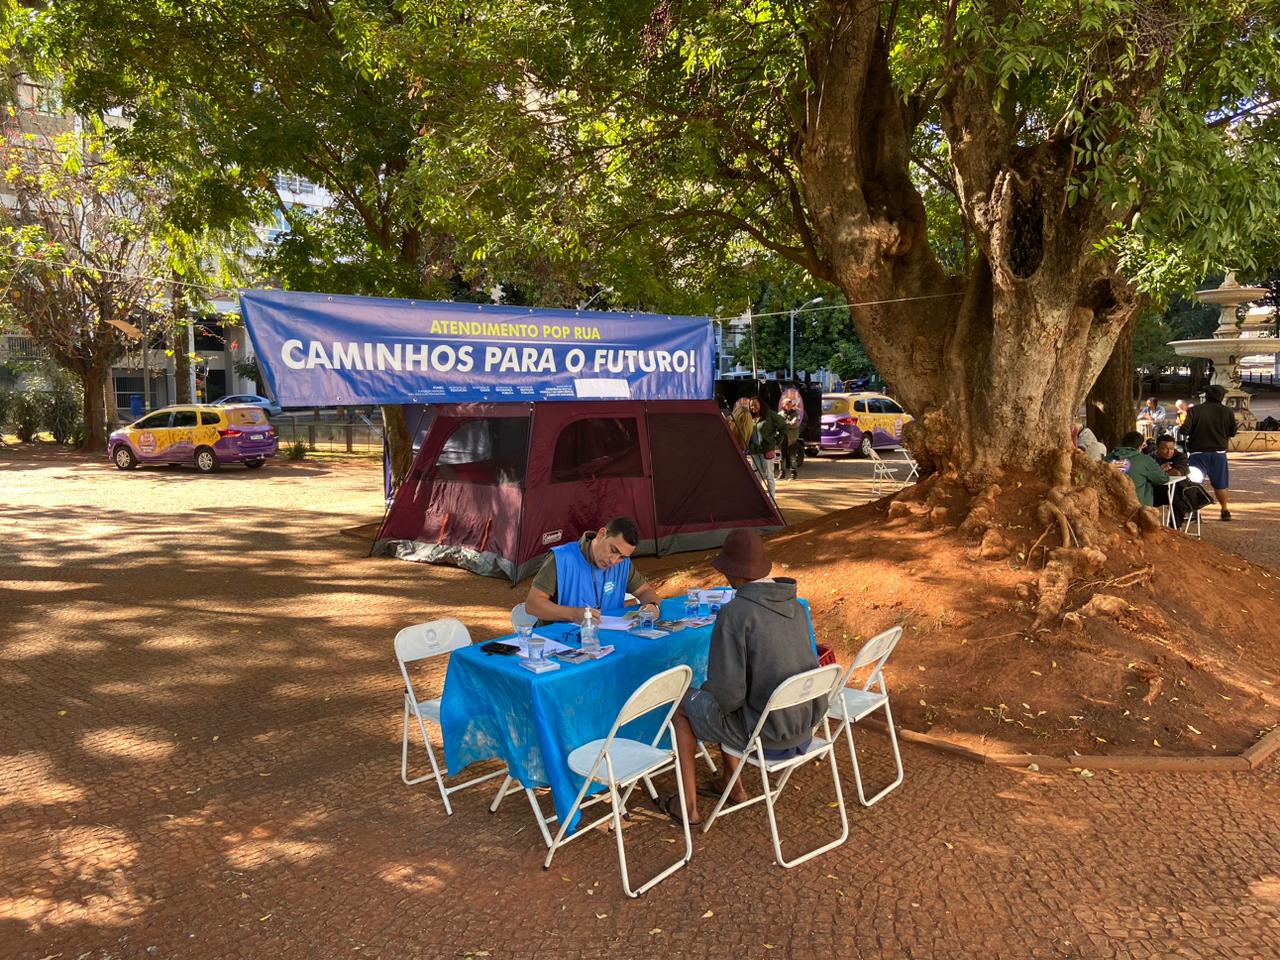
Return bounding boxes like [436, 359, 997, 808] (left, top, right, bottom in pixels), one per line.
[374, 400, 784, 581]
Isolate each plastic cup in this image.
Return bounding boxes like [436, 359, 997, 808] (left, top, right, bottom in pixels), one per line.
[526, 635, 546, 662]
[640, 609, 656, 630]
[684, 589, 699, 620]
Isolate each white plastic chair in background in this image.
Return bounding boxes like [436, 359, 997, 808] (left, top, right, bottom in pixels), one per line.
[543, 666, 695, 898]
[827, 626, 905, 807]
[701, 664, 848, 868]
[510, 603, 537, 630]
[396, 619, 509, 814]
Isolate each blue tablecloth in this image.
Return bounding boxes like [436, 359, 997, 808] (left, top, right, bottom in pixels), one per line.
[440, 596, 814, 831]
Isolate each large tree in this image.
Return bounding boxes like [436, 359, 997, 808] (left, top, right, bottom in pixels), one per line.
[391, 2, 1280, 478]
[1, 125, 171, 451]
[26, 0, 623, 486]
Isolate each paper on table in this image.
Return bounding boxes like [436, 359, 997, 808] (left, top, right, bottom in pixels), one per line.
[511, 634, 573, 658]
[598, 614, 638, 631]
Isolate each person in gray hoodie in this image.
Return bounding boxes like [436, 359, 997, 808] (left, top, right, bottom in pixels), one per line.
[665, 529, 825, 825]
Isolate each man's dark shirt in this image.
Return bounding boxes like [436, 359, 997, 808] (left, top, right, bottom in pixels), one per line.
[1154, 448, 1188, 475]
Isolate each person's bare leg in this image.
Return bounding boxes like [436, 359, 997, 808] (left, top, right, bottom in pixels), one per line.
[716, 747, 748, 803]
[1215, 488, 1229, 510]
[672, 707, 702, 822]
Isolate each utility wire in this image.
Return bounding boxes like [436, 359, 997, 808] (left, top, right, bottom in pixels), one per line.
[712, 291, 964, 323]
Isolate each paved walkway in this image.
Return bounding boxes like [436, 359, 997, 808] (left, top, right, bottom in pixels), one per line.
[1, 450, 1278, 959]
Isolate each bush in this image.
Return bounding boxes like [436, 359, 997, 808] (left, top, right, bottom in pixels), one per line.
[45, 371, 83, 445]
[286, 439, 307, 460]
[8, 390, 47, 442]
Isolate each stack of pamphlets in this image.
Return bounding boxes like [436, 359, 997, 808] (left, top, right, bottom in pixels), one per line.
[553, 645, 615, 664]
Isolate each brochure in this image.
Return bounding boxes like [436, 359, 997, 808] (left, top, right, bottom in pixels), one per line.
[553, 644, 615, 664]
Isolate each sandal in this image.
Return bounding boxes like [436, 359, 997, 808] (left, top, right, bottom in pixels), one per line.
[697, 780, 749, 803]
[661, 792, 701, 826]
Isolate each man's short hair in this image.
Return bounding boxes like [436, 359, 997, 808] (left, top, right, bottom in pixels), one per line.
[1155, 434, 1175, 445]
[1204, 384, 1227, 403]
[604, 516, 639, 546]
[1121, 431, 1145, 448]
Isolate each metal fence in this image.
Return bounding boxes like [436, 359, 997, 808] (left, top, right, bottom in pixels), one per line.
[274, 412, 384, 453]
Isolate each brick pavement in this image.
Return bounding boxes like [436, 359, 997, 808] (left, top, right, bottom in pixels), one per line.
[1, 451, 1278, 960]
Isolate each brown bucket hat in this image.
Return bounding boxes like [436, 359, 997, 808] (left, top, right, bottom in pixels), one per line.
[712, 528, 772, 581]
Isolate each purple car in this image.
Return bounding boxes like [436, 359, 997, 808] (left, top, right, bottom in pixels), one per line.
[108, 404, 278, 473]
[819, 392, 912, 457]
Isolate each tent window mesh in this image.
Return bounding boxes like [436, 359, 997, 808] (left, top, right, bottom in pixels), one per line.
[551, 417, 643, 483]
[434, 417, 529, 486]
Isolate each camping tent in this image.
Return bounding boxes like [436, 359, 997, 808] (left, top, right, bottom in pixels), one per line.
[238, 289, 784, 581]
[374, 399, 784, 581]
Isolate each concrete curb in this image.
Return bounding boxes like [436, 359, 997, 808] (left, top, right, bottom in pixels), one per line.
[860, 718, 1279, 774]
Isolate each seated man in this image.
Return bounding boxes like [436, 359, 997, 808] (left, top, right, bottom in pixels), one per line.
[1105, 430, 1171, 508]
[523, 516, 660, 624]
[1151, 433, 1189, 521]
[666, 529, 825, 825]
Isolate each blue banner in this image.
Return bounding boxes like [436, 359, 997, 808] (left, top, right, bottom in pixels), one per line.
[239, 290, 714, 407]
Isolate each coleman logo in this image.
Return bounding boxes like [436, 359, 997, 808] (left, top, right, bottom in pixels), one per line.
[603, 582, 616, 594]
[541, 529, 563, 545]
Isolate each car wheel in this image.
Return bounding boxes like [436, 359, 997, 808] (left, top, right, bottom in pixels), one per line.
[194, 446, 220, 473]
[859, 434, 873, 458]
[245, 458, 266, 470]
[113, 445, 137, 470]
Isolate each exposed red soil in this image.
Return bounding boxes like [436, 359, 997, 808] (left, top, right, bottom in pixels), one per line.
[655, 490, 1280, 759]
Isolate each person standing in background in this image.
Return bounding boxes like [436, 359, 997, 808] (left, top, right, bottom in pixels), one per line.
[780, 392, 803, 481]
[1183, 384, 1237, 520]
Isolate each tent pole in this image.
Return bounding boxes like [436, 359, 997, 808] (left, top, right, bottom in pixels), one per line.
[510, 402, 535, 585]
[643, 400, 665, 558]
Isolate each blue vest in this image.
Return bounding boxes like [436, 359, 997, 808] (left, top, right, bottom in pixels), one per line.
[551, 538, 630, 613]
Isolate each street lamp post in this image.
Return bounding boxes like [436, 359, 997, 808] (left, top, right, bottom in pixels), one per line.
[790, 296, 824, 380]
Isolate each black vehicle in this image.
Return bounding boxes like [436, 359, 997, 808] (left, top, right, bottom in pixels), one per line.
[714, 377, 823, 454]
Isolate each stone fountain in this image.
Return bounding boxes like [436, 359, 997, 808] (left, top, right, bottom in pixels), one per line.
[1169, 273, 1280, 430]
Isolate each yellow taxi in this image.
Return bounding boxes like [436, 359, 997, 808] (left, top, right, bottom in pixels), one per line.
[107, 404, 278, 472]
[820, 392, 913, 456]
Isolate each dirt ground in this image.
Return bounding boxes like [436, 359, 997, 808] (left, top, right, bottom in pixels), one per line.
[2, 445, 1279, 959]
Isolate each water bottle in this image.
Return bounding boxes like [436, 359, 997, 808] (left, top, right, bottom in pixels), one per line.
[581, 608, 600, 654]
[684, 589, 699, 620]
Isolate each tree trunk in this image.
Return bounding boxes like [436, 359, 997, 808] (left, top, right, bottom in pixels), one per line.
[382, 404, 413, 492]
[174, 324, 191, 404]
[81, 365, 108, 452]
[103, 376, 119, 428]
[1086, 317, 1137, 451]
[794, 16, 1139, 489]
[173, 293, 192, 404]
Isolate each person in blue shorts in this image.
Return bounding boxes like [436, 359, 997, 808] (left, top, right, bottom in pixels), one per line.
[1183, 385, 1238, 520]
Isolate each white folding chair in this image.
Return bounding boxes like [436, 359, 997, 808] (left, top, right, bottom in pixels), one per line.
[701, 664, 849, 869]
[827, 627, 905, 807]
[868, 447, 899, 494]
[899, 449, 920, 482]
[395, 619, 510, 814]
[543, 666, 694, 898]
